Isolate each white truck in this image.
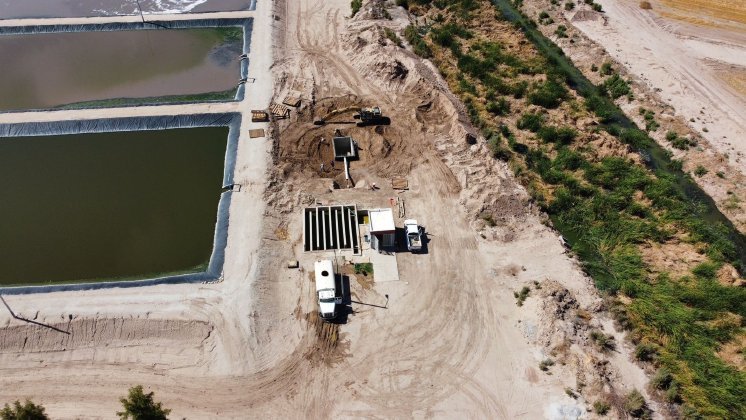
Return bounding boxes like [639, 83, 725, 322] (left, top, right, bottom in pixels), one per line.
[404, 219, 423, 252]
[315, 260, 341, 320]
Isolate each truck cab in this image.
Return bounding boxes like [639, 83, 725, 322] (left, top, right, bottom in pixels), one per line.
[315, 260, 341, 320]
[404, 219, 423, 252]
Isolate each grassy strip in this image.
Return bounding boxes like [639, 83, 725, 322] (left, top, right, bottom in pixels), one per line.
[52, 89, 237, 110]
[406, 0, 746, 417]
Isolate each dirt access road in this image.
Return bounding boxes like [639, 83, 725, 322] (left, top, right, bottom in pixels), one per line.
[0, 1, 654, 418]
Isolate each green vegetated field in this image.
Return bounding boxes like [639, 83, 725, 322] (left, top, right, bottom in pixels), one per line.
[399, 0, 745, 418]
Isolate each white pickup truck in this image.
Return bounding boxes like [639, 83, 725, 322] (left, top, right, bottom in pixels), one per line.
[315, 260, 341, 320]
[404, 219, 423, 252]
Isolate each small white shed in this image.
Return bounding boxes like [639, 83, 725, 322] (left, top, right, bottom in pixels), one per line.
[368, 208, 396, 250]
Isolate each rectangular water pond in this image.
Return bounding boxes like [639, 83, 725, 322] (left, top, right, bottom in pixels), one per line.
[0, 0, 254, 18]
[0, 127, 228, 286]
[0, 27, 243, 111]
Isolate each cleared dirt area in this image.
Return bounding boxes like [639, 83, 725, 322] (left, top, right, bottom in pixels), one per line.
[0, 1, 657, 418]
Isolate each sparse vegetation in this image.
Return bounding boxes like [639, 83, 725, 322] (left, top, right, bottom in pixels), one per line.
[694, 165, 708, 177]
[593, 400, 611, 415]
[514, 286, 531, 306]
[354, 263, 374, 276]
[640, 1, 652, 10]
[351, 0, 363, 17]
[539, 358, 555, 371]
[564, 2, 575, 11]
[590, 330, 616, 352]
[624, 389, 650, 419]
[602, 74, 631, 99]
[634, 342, 658, 362]
[1, 400, 48, 420]
[383, 27, 402, 47]
[117, 385, 171, 420]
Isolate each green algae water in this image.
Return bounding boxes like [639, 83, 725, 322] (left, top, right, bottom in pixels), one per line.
[0, 127, 228, 285]
[0, 28, 241, 111]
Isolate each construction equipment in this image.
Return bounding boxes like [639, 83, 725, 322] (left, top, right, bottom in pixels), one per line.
[353, 106, 387, 126]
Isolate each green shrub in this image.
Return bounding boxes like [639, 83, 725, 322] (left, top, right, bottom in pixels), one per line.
[600, 61, 614, 76]
[650, 368, 674, 390]
[351, 0, 363, 16]
[590, 330, 616, 352]
[486, 97, 511, 116]
[1, 400, 48, 420]
[592, 3, 603, 12]
[515, 286, 531, 306]
[554, 25, 568, 38]
[528, 78, 568, 108]
[694, 165, 708, 177]
[564, 2, 575, 11]
[603, 74, 631, 99]
[593, 400, 611, 415]
[624, 389, 649, 418]
[517, 112, 545, 132]
[634, 342, 658, 361]
[383, 27, 402, 47]
[538, 126, 577, 144]
[354, 262, 374, 275]
[404, 25, 432, 58]
[539, 358, 555, 371]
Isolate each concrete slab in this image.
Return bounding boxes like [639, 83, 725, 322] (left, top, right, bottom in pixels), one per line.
[370, 251, 399, 282]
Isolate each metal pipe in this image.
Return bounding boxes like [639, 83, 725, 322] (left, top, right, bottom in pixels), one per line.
[344, 157, 350, 180]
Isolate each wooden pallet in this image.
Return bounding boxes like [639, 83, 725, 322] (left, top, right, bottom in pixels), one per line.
[270, 103, 290, 119]
[392, 177, 409, 190]
[282, 95, 301, 107]
[249, 129, 265, 138]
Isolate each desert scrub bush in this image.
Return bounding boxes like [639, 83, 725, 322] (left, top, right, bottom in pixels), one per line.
[592, 3, 603, 12]
[539, 358, 555, 371]
[351, 0, 363, 16]
[514, 286, 530, 306]
[517, 112, 545, 132]
[538, 126, 577, 145]
[528, 78, 568, 109]
[486, 97, 511, 116]
[554, 25, 568, 38]
[593, 400, 611, 415]
[404, 25, 432, 58]
[603, 74, 631, 99]
[694, 165, 708, 177]
[589, 330, 616, 352]
[564, 2, 575, 11]
[600, 61, 614, 76]
[430, 22, 472, 51]
[639, 108, 659, 132]
[354, 262, 373, 276]
[640, 1, 652, 9]
[634, 342, 658, 362]
[624, 389, 650, 419]
[383, 27, 402, 47]
[650, 370, 681, 405]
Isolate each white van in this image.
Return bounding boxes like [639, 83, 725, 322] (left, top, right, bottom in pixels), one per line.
[315, 260, 341, 319]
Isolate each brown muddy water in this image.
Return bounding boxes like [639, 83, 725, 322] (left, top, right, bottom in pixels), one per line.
[0, 28, 241, 111]
[0, 127, 228, 285]
[0, 0, 254, 18]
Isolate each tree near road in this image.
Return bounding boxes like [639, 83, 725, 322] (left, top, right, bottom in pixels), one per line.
[117, 386, 171, 420]
[0, 399, 49, 420]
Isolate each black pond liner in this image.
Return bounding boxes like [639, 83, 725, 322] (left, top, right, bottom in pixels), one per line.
[0, 113, 242, 294]
[0, 17, 254, 108]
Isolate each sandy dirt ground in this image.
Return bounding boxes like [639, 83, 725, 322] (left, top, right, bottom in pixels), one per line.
[569, 0, 746, 173]
[0, 1, 658, 418]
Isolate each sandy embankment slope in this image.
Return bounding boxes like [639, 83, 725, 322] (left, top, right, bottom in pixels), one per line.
[0, 0, 656, 418]
[573, 0, 746, 172]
